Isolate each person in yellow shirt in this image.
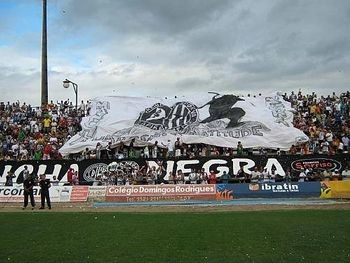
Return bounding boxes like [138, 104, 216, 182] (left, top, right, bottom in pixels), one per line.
[43, 117, 51, 134]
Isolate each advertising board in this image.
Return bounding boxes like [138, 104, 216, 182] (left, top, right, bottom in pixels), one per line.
[216, 182, 321, 199]
[105, 184, 216, 202]
[0, 186, 88, 203]
[320, 181, 350, 199]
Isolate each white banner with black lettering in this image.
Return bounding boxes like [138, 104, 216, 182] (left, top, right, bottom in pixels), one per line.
[60, 93, 308, 155]
[0, 186, 72, 203]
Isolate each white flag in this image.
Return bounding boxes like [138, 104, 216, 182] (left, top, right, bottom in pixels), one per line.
[59, 93, 308, 155]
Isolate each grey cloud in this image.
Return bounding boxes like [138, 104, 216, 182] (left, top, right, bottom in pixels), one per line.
[57, 0, 235, 37]
[2, 0, 350, 105]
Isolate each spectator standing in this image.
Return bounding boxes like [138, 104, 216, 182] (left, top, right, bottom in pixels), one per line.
[285, 168, 292, 183]
[42, 116, 51, 134]
[208, 170, 217, 184]
[129, 138, 136, 158]
[176, 170, 184, 184]
[220, 171, 230, 184]
[143, 145, 150, 158]
[341, 135, 349, 152]
[189, 169, 198, 184]
[72, 171, 79, 185]
[67, 168, 74, 185]
[152, 141, 159, 158]
[199, 168, 208, 184]
[106, 142, 113, 159]
[162, 139, 174, 158]
[262, 168, 270, 183]
[237, 141, 244, 156]
[168, 171, 176, 184]
[299, 168, 307, 182]
[83, 147, 91, 160]
[42, 143, 52, 160]
[321, 140, 329, 154]
[250, 167, 260, 183]
[270, 170, 276, 183]
[95, 142, 102, 159]
[174, 137, 182, 158]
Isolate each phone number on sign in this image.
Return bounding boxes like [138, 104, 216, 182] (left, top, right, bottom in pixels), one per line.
[125, 196, 193, 202]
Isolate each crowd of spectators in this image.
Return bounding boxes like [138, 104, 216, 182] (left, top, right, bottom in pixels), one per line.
[1, 90, 350, 161]
[286, 90, 350, 155]
[0, 100, 89, 161]
[91, 162, 350, 186]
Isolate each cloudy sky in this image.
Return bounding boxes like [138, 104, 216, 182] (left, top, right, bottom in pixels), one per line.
[0, 0, 349, 106]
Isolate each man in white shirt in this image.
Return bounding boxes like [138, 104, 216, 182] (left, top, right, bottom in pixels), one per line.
[262, 168, 269, 183]
[250, 167, 261, 183]
[189, 169, 198, 184]
[325, 131, 333, 143]
[318, 130, 325, 141]
[341, 135, 349, 152]
[143, 145, 150, 158]
[321, 140, 329, 154]
[162, 140, 174, 158]
[174, 137, 182, 158]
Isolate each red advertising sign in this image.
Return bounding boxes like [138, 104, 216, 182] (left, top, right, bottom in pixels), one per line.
[70, 186, 89, 202]
[106, 184, 217, 202]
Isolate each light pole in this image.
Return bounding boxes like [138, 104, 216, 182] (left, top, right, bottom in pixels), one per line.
[63, 79, 78, 111]
[41, 0, 48, 106]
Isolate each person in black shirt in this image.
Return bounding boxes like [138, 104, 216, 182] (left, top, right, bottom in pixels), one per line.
[39, 174, 51, 210]
[23, 174, 35, 210]
[5, 171, 15, 186]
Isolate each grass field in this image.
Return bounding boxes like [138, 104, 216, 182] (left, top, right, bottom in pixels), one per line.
[0, 210, 349, 262]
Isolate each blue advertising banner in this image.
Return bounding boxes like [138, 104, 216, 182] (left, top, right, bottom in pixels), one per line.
[216, 182, 321, 199]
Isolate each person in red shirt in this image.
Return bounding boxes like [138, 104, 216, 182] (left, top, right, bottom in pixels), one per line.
[42, 143, 52, 160]
[208, 170, 217, 184]
[67, 168, 74, 185]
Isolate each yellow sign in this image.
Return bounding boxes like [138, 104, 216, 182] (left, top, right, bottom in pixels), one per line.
[321, 181, 350, 199]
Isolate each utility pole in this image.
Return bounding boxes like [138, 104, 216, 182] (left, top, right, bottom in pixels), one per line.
[41, 0, 48, 106]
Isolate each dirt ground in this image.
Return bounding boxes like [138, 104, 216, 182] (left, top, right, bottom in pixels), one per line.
[1, 201, 350, 213]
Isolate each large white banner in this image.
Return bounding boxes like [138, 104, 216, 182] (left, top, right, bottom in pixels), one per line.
[60, 93, 308, 155]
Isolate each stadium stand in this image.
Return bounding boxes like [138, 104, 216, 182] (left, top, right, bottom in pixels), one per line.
[1, 91, 349, 161]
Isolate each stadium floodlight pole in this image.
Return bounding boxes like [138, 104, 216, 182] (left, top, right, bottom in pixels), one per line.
[63, 79, 78, 111]
[41, 0, 49, 106]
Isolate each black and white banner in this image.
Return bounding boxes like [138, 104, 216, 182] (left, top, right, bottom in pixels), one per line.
[59, 93, 308, 155]
[0, 155, 348, 185]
